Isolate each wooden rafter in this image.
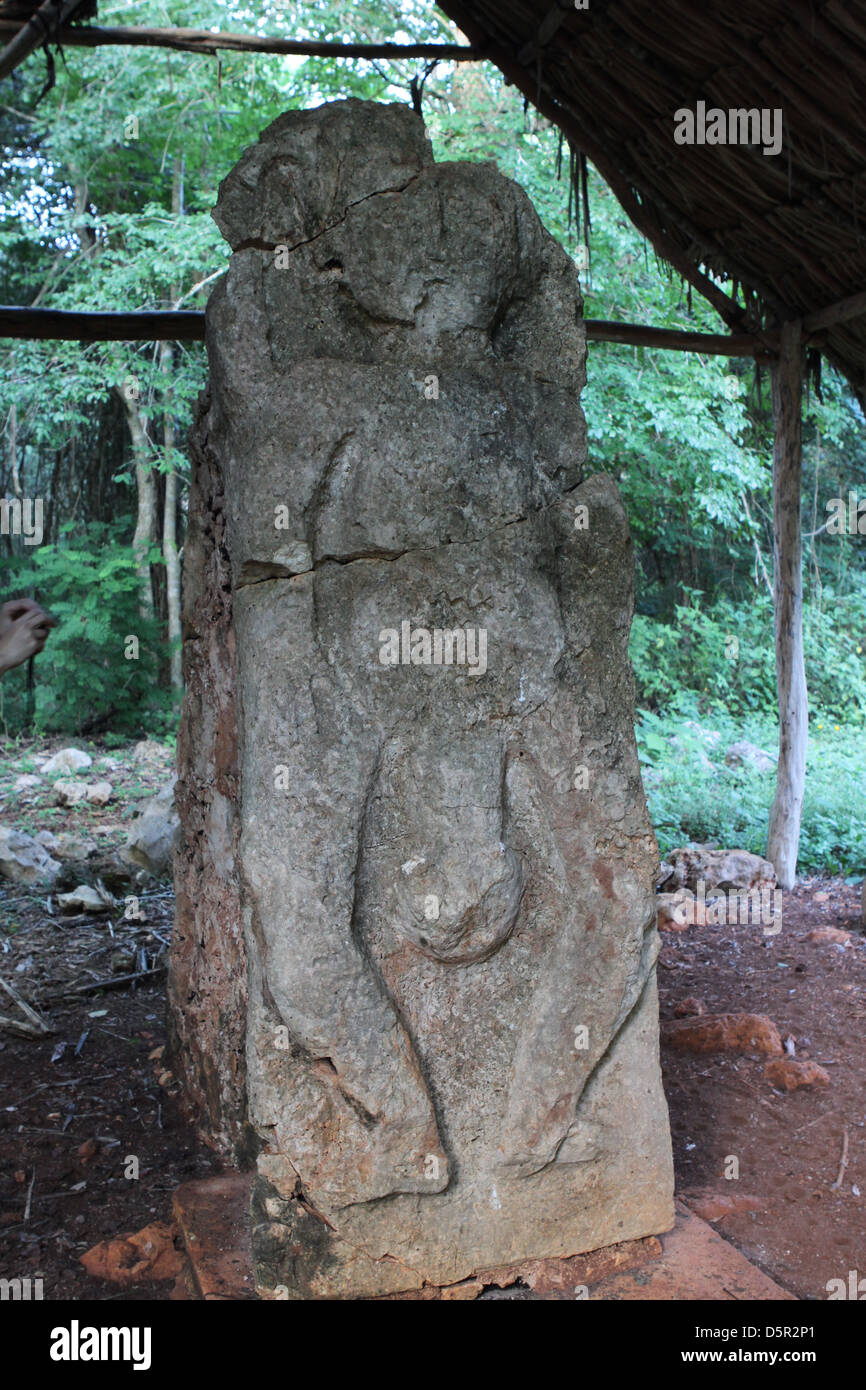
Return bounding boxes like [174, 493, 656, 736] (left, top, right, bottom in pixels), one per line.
[0, 20, 482, 65]
[586, 319, 778, 360]
[803, 287, 866, 335]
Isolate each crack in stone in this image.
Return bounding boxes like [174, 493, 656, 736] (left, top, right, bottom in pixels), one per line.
[233, 172, 425, 259]
[233, 475, 592, 588]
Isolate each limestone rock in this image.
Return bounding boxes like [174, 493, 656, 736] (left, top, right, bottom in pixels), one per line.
[53, 779, 113, 807]
[724, 740, 777, 773]
[805, 926, 851, 946]
[673, 996, 706, 1017]
[167, 412, 246, 1156]
[684, 1190, 762, 1222]
[56, 884, 115, 914]
[35, 829, 98, 861]
[132, 739, 172, 768]
[664, 1012, 783, 1056]
[173, 99, 674, 1298]
[53, 779, 87, 806]
[80, 1221, 183, 1286]
[42, 747, 92, 775]
[657, 889, 714, 930]
[119, 781, 180, 877]
[669, 722, 721, 771]
[764, 1058, 830, 1091]
[0, 825, 61, 885]
[658, 845, 776, 894]
[683, 722, 722, 749]
[13, 773, 41, 792]
[84, 781, 113, 806]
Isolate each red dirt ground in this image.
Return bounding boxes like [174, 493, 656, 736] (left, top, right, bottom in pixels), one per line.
[659, 875, 865, 1302]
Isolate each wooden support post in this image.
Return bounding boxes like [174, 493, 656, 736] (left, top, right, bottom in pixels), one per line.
[767, 319, 807, 890]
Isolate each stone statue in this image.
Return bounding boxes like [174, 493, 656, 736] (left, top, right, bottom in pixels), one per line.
[172, 98, 674, 1297]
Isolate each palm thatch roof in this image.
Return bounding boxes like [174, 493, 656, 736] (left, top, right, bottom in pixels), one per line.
[439, 0, 866, 393]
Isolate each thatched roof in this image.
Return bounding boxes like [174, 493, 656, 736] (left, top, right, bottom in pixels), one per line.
[439, 0, 866, 391]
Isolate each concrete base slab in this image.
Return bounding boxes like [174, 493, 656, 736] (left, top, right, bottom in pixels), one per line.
[587, 1203, 795, 1301]
[172, 1172, 256, 1301]
[171, 1176, 795, 1301]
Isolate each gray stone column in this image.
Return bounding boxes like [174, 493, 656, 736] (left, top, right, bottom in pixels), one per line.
[171, 98, 674, 1298]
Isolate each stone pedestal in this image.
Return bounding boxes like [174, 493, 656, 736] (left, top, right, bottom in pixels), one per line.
[170, 98, 674, 1298]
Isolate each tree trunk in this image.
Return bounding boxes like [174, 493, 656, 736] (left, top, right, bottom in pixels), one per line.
[117, 389, 155, 620]
[161, 156, 184, 691]
[73, 178, 96, 253]
[9, 401, 20, 495]
[160, 339, 182, 691]
[766, 319, 807, 889]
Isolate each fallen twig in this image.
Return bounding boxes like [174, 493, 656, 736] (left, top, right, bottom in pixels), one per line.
[23, 1166, 35, 1223]
[830, 1126, 850, 1191]
[0, 973, 54, 1036]
[46, 965, 166, 999]
[8, 1072, 121, 1108]
[0, 1010, 45, 1036]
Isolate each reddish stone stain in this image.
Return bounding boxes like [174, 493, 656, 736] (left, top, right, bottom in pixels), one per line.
[594, 859, 615, 898]
[528, 1093, 575, 1149]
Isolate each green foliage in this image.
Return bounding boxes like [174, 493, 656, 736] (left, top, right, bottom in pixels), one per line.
[630, 585, 866, 724]
[0, 525, 175, 736]
[631, 598, 776, 716]
[636, 701, 866, 876]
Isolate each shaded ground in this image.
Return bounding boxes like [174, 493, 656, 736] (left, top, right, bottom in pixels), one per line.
[0, 976, 218, 1301]
[0, 736, 219, 1301]
[659, 876, 865, 1301]
[1, 736, 863, 1299]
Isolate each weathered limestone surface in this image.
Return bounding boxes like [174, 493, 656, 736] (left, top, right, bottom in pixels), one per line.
[175, 98, 674, 1297]
[169, 417, 248, 1157]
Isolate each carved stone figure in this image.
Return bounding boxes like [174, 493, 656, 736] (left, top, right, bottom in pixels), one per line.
[172, 98, 674, 1298]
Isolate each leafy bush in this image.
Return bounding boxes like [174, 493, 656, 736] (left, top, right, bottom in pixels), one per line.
[636, 700, 866, 876]
[631, 589, 866, 725]
[0, 523, 176, 736]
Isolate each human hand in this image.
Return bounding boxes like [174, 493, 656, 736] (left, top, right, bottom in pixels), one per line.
[0, 600, 57, 675]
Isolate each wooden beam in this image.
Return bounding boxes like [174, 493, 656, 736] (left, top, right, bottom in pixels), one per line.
[0, 0, 83, 81]
[0, 21, 482, 64]
[0, 307, 206, 341]
[803, 287, 866, 335]
[585, 319, 776, 358]
[766, 319, 808, 890]
[0, 307, 776, 355]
